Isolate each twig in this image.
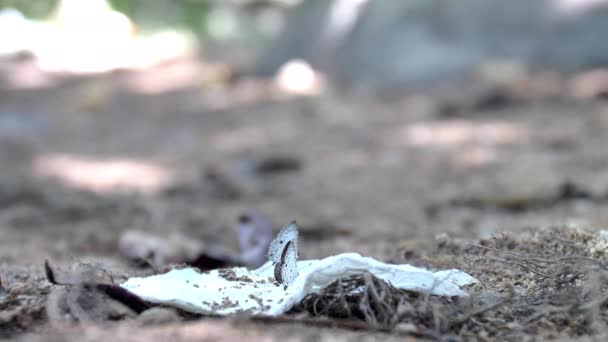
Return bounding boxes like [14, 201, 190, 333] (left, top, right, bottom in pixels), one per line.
[523, 305, 573, 324]
[484, 257, 555, 279]
[449, 300, 504, 328]
[467, 243, 600, 265]
[69, 254, 116, 284]
[579, 293, 608, 311]
[44, 260, 149, 313]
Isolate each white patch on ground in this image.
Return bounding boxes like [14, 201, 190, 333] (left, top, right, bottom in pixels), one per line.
[121, 253, 477, 316]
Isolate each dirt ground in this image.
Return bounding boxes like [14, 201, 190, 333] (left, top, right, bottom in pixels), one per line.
[3, 55, 608, 340]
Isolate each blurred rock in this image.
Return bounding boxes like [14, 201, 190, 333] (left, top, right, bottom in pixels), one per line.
[569, 68, 608, 99]
[137, 307, 181, 326]
[118, 230, 203, 268]
[118, 229, 241, 271]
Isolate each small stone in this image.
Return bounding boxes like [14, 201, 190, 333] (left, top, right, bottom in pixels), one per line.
[137, 307, 181, 326]
[8, 282, 28, 297]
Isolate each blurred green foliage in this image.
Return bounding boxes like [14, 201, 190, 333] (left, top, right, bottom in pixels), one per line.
[0, 0, 292, 41]
[0, 0, 213, 29]
[0, 0, 57, 19]
[107, 0, 212, 35]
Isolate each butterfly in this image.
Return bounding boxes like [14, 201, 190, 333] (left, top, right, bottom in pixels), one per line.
[274, 240, 298, 288]
[267, 220, 299, 264]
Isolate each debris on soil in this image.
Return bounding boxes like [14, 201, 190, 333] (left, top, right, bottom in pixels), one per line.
[44, 260, 147, 325]
[120, 253, 476, 316]
[9, 224, 608, 339]
[186, 254, 239, 272]
[424, 226, 608, 339]
[301, 272, 411, 329]
[0, 267, 49, 338]
[250, 156, 301, 176]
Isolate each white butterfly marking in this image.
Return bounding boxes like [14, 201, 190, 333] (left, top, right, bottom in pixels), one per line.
[274, 240, 298, 288]
[267, 220, 298, 264]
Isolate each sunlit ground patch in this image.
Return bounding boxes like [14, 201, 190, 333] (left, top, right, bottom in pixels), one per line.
[32, 153, 174, 194]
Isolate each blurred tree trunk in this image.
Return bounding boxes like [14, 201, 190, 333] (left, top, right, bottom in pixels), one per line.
[254, 0, 368, 76]
[254, 0, 608, 88]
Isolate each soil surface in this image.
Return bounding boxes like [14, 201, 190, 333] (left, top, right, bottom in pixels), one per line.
[2, 55, 608, 340]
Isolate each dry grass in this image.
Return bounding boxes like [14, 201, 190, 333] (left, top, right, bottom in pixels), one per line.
[296, 226, 608, 340]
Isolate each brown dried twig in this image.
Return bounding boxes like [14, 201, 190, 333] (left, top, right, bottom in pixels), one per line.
[44, 260, 149, 314]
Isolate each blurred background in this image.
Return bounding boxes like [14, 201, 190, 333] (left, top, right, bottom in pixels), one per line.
[2, 0, 608, 266]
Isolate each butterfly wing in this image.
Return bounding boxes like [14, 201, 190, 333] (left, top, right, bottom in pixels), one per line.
[275, 240, 298, 288]
[267, 220, 298, 263]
